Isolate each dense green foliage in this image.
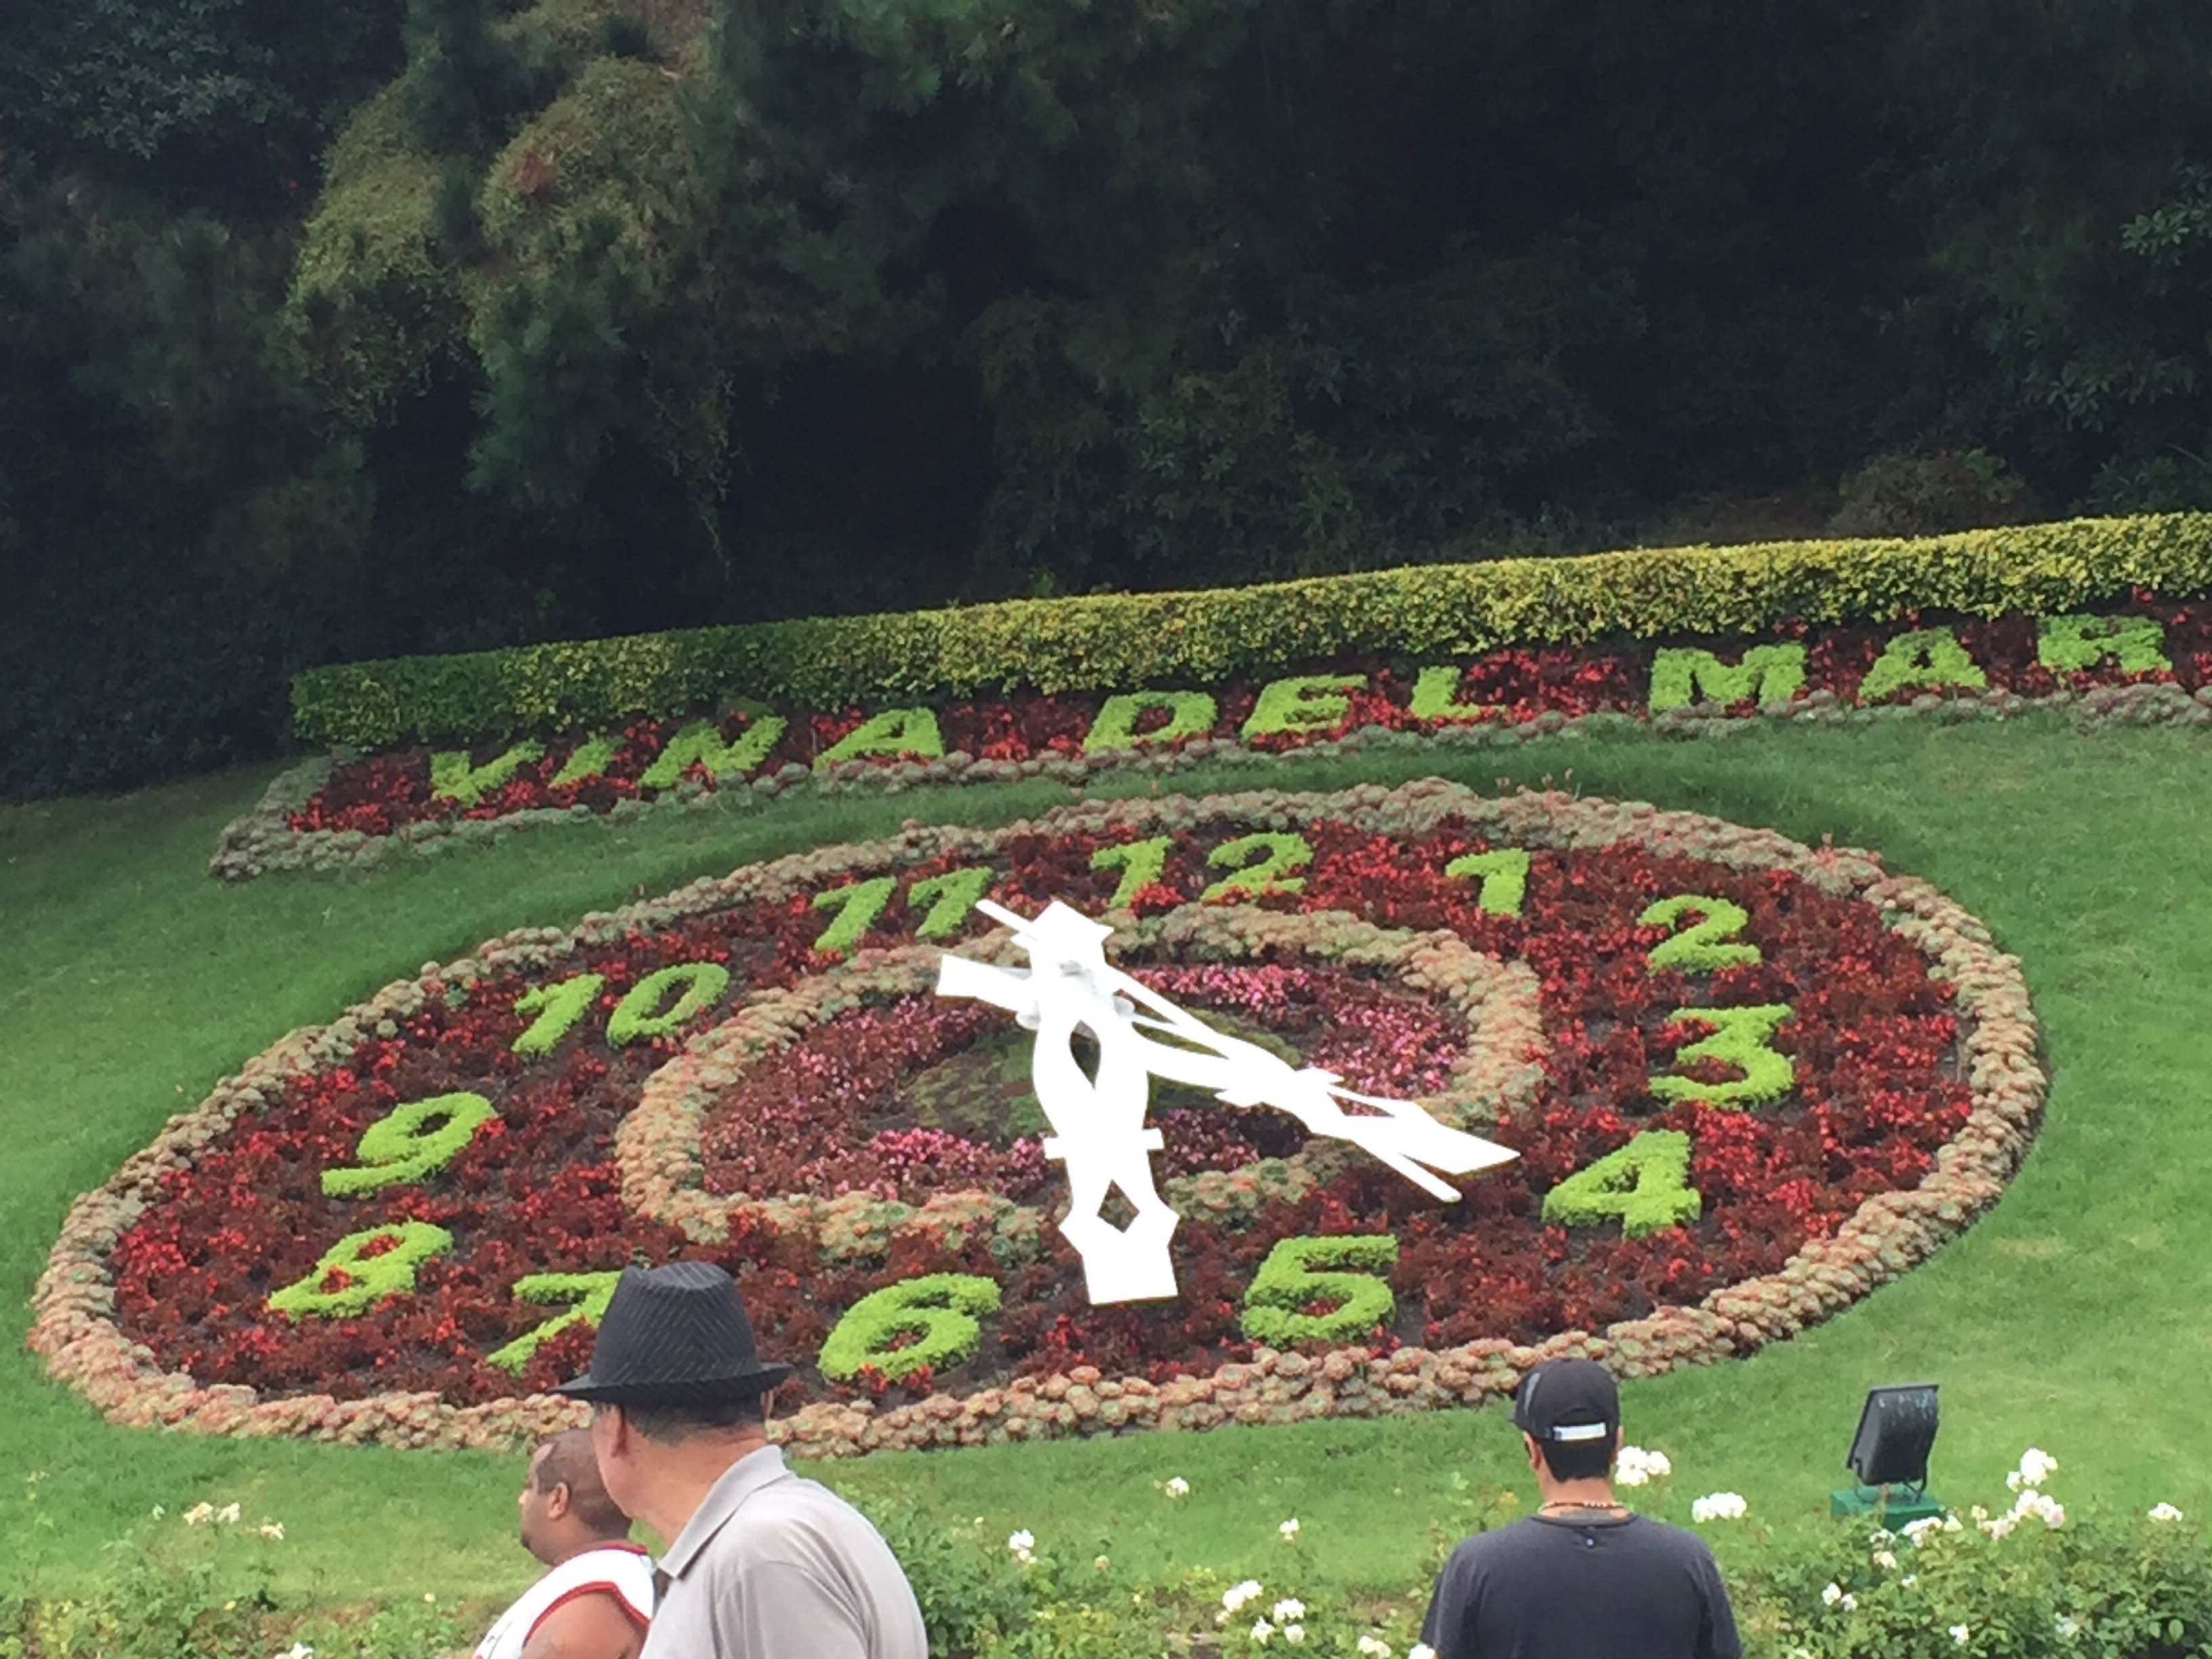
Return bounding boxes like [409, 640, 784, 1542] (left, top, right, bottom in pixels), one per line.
[16, 0, 2212, 794]
[292, 513, 2209, 746]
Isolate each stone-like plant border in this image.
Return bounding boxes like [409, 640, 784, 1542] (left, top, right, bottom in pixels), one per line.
[43, 779, 2044, 1456]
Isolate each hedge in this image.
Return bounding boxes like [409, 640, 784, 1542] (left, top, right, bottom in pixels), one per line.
[290, 513, 2212, 747]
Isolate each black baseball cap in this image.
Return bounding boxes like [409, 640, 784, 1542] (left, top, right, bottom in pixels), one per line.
[1511, 1359, 1620, 1447]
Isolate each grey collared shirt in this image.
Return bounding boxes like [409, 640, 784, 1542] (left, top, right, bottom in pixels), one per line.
[642, 1446, 928, 1659]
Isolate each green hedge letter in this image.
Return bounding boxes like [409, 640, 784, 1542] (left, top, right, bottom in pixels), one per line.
[430, 740, 546, 806]
[2036, 613, 2172, 676]
[1859, 629, 1988, 703]
[550, 734, 621, 787]
[1408, 665, 1498, 723]
[1084, 691, 1219, 754]
[639, 716, 789, 789]
[1241, 674, 1368, 741]
[816, 708, 945, 771]
[1648, 645, 1807, 713]
[1446, 848, 1531, 917]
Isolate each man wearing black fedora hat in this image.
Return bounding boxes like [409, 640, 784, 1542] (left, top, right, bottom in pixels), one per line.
[560, 1261, 928, 1659]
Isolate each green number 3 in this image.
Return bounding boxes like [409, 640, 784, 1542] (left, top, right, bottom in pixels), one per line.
[1649, 1004, 1795, 1109]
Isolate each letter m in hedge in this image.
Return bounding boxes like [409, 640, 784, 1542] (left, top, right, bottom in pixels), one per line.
[1647, 645, 1807, 714]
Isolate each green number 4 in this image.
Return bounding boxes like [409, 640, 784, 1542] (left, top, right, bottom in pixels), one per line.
[1542, 1130, 1702, 1238]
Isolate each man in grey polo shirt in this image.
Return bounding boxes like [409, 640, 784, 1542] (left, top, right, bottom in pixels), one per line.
[560, 1261, 928, 1659]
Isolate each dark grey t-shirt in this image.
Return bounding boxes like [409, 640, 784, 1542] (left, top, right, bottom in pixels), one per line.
[1420, 1514, 1741, 1659]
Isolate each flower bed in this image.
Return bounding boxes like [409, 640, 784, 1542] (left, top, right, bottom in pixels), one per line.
[49, 781, 2045, 1456]
[215, 598, 2212, 878]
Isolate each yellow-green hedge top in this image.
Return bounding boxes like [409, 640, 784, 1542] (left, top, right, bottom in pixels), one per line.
[291, 513, 2212, 747]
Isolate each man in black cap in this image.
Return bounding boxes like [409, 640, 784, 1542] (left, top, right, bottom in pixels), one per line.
[1417, 1358, 1740, 1659]
[560, 1261, 928, 1659]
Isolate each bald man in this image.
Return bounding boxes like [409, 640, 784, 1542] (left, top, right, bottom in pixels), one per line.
[474, 1430, 657, 1659]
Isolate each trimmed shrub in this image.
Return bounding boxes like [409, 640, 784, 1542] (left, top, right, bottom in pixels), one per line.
[291, 514, 2212, 748]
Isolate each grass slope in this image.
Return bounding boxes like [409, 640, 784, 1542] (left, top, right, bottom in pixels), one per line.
[4, 719, 2209, 1613]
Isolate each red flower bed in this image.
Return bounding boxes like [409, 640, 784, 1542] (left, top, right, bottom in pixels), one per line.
[110, 804, 1978, 1417]
[282, 598, 2211, 842]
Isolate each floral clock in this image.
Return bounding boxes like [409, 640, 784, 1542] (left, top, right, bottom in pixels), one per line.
[35, 780, 2045, 1456]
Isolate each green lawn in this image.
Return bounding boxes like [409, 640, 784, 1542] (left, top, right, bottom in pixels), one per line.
[5, 718, 2210, 1618]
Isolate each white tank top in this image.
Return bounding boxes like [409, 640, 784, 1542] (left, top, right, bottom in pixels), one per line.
[474, 1543, 657, 1659]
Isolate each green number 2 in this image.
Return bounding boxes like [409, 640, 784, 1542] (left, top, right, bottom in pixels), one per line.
[1649, 1004, 1795, 1109]
[1639, 895, 1762, 973]
[1202, 833, 1313, 901]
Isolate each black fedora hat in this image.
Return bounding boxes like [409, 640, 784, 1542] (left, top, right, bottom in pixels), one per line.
[556, 1261, 794, 1405]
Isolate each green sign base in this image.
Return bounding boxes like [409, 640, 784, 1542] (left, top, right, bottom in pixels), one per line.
[1830, 1484, 1946, 1527]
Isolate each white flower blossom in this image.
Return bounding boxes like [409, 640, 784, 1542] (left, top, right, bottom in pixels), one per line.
[1357, 1639, 1393, 1658]
[1251, 1619, 1275, 1644]
[2020, 1448, 2058, 1486]
[258, 1523, 285, 1542]
[1006, 1530, 1035, 1554]
[183, 1503, 216, 1527]
[1614, 1446, 1673, 1488]
[1821, 1583, 1843, 1607]
[1901, 1517, 1943, 1546]
[274, 1645, 315, 1659]
[1872, 1549, 1898, 1571]
[1950, 1623, 1971, 1646]
[1283, 1626, 1305, 1646]
[1690, 1492, 1747, 1523]
[1222, 1580, 1265, 1615]
[2150, 1502, 2186, 1523]
[1278, 1517, 1301, 1541]
[214, 1503, 241, 1526]
[1271, 1599, 1306, 1623]
[1841, 1593, 1858, 1612]
[1165, 1477, 1191, 1498]
[1409, 1647, 1437, 1659]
